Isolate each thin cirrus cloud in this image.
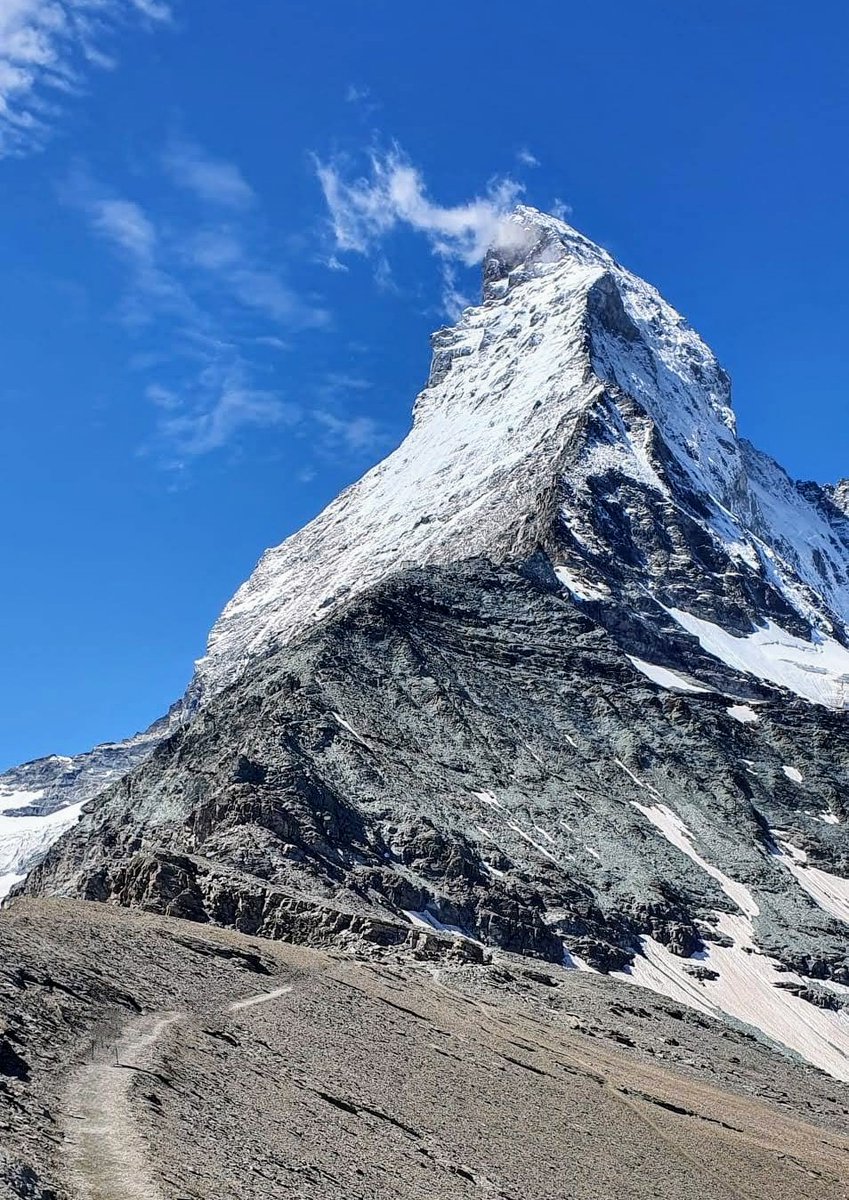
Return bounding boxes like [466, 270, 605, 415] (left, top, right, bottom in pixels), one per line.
[163, 139, 256, 210]
[516, 147, 540, 168]
[153, 366, 301, 458]
[314, 146, 532, 315]
[67, 148, 332, 466]
[312, 408, 382, 456]
[310, 372, 385, 460]
[0, 0, 172, 157]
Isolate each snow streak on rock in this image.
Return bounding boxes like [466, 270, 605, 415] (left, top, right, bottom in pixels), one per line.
[624, 802, 849, 1081]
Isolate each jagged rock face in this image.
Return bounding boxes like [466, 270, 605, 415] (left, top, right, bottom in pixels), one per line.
[25, 563, 849, 1039]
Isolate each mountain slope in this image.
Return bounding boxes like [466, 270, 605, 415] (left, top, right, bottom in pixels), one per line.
[11, 207, 849, 1084]
[25, 559, 849, 1079]
[6, 899, 849, 1200]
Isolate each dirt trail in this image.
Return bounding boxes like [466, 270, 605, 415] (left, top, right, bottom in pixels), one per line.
[63, 984, 292, 1199]
[64, 1012, 183, 1200]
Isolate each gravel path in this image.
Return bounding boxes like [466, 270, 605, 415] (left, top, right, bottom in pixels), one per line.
[63, 986, 292, 1199]
[64, 1012, 183, 1200]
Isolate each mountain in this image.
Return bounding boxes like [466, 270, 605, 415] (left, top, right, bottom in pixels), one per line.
[0, 710, 180, 898]
[12, 207, 849, 1084]
[190, 206, 849, 708]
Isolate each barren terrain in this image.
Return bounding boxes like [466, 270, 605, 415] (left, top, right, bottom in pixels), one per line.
[3, 899, 849, 1199]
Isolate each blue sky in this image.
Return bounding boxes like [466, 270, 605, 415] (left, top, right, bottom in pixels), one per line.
[2, 1, 848, 768]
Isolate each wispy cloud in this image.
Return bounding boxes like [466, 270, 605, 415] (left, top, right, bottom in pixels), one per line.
[0, 0, 172, 158]
[312, 408, 382, 456]
[70, 174, 201, 328]
[314, 146, 531, 315]
[155, 364, 300, 458]
[440, 263, 472, 322]
[92, 196, 157, 260]
[181, 227, 328, 328]
[309, 372, 388, 461]
[316, 147, 524, 265]
[67, 143, 331, 465]
[516, 147, 539, 168]
[163, 139, 255, 209]
[343, 82, 379, 117]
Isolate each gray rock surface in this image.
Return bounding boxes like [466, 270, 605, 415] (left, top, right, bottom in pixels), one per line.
[23, 560, 849, 992]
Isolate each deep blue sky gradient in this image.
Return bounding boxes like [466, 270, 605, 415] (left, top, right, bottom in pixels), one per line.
[2, 1, 847, 767]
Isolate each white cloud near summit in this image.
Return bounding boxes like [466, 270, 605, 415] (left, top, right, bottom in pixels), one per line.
[0, 0, 172, 157]
[315, 149, 526, 267]
[314, 147, 537, 316]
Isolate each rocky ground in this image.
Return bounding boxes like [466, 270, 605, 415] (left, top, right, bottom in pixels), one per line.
[3, 897, 849, 1200]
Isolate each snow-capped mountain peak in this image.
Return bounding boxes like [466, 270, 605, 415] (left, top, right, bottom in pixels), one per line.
[191, 206, 849, 710]
[14, 210, 849, 1092]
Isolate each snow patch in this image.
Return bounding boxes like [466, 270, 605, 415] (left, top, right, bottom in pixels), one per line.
[631, 802, 758, 918]
[727, 704, 759, 724]
[0, 800, 86, 898]
[622, 804, 849, 1079]
[402, 909, 475, 940]
[332, 712, 371, 748]
[0, 787, 44, 812]
[474, 790, 502, 809]
[0, 872, 25, 898]
[627, 657, 712, 694]
[554, 565, 608, 602]
[614, 759, 663, 800]
[506, 821, 562, 866]
[614, 915, 849, 1081]
[667, 610, 849, 709]
[771, 837, 849, 925]
[563, 946, 596, 973]
[782, 765, 804, 784]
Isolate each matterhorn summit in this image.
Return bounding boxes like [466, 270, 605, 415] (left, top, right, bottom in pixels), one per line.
[193, 206, 849, 709]
[9, 209, 849, 1087]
